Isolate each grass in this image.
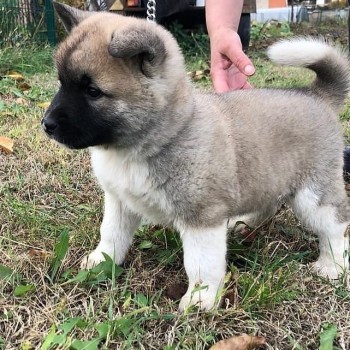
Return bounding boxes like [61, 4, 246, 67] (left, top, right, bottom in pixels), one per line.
[1, 21, 350, 350]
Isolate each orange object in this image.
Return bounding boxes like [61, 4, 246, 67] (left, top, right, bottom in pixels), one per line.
[269, 0, 287, 7]
[127, 0, 140, 6]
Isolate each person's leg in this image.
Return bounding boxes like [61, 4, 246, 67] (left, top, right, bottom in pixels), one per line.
[237, 13, 251, 52]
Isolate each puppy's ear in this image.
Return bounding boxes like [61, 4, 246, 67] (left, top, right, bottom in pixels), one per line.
[108, 27, 166, 77]
[53, 1, 91, 32]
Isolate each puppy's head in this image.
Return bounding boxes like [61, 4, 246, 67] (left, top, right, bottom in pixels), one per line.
[42, 2, 187, 149]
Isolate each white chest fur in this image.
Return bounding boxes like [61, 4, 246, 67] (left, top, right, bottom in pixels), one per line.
[90, 147, 173, 224]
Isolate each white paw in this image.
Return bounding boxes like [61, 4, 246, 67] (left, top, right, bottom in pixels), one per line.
[178, 285, 221, 311]
[311, 258, 348, 280]
[80, 250, 107, 270]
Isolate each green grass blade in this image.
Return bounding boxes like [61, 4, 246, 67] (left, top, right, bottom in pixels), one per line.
[49, 230, 69, 282]
[319, 323, 337, 350]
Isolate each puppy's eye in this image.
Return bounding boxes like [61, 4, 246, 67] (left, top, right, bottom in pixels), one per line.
[86, 86, 102, 98]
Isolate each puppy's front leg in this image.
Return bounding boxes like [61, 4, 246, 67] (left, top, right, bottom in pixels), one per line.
[81, 192, 141, 269]
[179, 223, 227, 311]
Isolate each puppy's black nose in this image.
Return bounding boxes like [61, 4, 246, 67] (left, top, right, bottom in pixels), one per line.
[41, 118, 57, 135]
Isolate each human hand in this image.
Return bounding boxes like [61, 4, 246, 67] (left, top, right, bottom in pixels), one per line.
[209, 27, 255, 93]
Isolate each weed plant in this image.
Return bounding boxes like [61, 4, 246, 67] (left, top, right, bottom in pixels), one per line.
[169, 22, 210, 74]
[250, 20, 292, 43]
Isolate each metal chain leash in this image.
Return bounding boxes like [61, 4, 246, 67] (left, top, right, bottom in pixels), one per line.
[146, 0, 156, 22]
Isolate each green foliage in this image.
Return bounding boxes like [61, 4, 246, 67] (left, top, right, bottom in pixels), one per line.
[0, 0, 50, 46]
[0, 45, 54, 75]
[0, 0, 21, 45]
[0, 264, 35, 297]
[48, 229, 70, 282]
[41, 307, 177, 349]
[62, 254, 124, 286]
[14, 284, 35, 297]
[0, 264, 15, 281]
[319, 323, 339, 350]
[169, 22, 209, 60]
[136, 226, 182, 266]
[236, 264, 299, 311]
[42, 319, 92, 350]
[250, 20, 292, 43]
[169, 22, 210, 75]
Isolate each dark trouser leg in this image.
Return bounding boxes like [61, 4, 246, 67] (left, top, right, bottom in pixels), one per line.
[238, 13, 251, 52]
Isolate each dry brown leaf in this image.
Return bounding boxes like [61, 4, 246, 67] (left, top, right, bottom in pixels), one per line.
[209, 334, 266, 350]
[18, 81, 31, 91]
[0, 136, 14, 154]
[240, 226, 257, 243]
[164, 282, 187, 301]
[28, 249, 51, 259]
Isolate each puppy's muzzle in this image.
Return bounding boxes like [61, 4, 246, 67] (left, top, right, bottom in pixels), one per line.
[41, 116, 57, 136]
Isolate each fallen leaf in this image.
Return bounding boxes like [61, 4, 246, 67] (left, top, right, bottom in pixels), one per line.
[4, 71, 25, 81]
[210, 334, 266, 350]
[17, 81, 31, 91]
[164, 282, 187, 301]
[223, 289, 237, 307]
[37, 102, 51, 109]
[0, 136, 14, 154]
[240, 226, 257, 243]
[28, 249, 51, 259]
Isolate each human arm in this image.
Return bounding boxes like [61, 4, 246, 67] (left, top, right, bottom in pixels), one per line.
[205, 0, 255, 92]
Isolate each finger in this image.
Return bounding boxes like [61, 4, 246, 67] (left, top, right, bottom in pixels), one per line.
[212, 70, 230, 93]
[227, 49, 255, 77]
[227, 67, 250, 90]
[224, 34, 255, 77]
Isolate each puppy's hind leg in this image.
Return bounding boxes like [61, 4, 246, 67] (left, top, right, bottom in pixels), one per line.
[81, 191, 141, 269]
[290, 185, 349, 280]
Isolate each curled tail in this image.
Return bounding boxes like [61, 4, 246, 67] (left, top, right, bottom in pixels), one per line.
[267, 37, 350, 113]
